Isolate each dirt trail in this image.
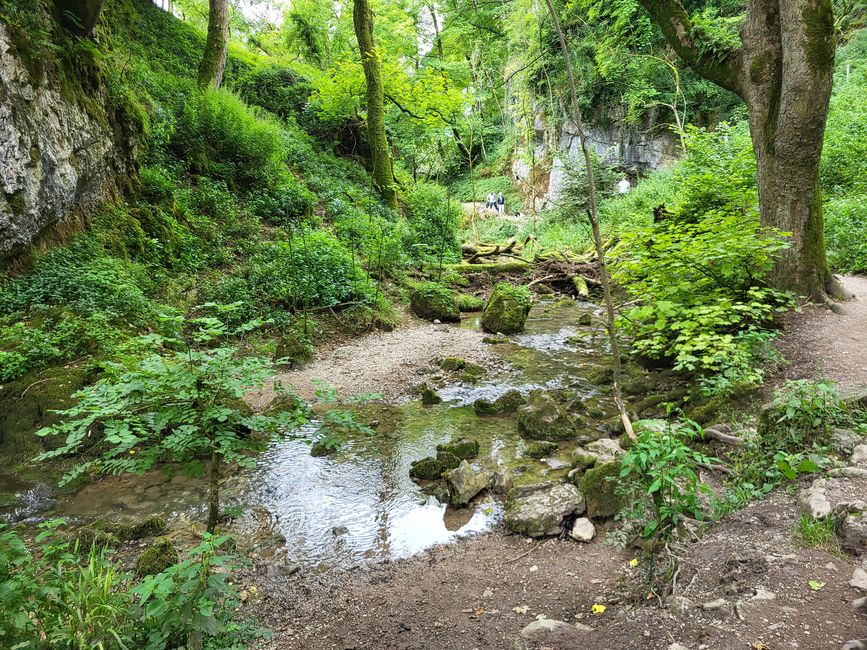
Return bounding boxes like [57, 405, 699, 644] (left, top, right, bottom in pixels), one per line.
[778, 275, 867, 389]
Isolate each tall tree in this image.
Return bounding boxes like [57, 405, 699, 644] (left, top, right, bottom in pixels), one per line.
[353, 0, 399, 210]
[198, 0, 229, 88]
[56, 0, 103, 36]
[636, 0, 844, 304]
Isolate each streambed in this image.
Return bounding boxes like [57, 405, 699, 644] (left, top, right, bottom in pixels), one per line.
[1, 298, 629, 571]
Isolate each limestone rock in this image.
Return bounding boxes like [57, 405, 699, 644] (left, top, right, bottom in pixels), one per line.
[519, 618, 590, 645]
[832, 428, 863, 455]
[584, 438, 624, 465]
[436, 438, 480, 460]
[799, 479, 832, 520]
[850, 568, 867, 592]
[517, 391, 574, 441]
[852, 445, 867, 467]
[841, 512, 867, 552]
[524, 441, 559, 459]
[569, 517, 596, 542]
[481, 283, 532, 334]
[490, 468, 514, 495]
[473, 389, 526, 416]
[444, 461, 489, 507]
[504, 483, 585, 537]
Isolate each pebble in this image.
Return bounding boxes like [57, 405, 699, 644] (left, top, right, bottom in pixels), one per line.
[702, 598, 728, 611]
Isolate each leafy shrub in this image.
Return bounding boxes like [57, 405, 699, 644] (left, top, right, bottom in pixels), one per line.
[172, 88, 287, 191]
[404, 183, 462, 264]
[234, 63, 313, 121]
[0, 238, 154, 326]
[824, 194, 867, 273]
[247, 178, 317, 226]
[249, 231, 375, 309]
[616, 419, 716, 546]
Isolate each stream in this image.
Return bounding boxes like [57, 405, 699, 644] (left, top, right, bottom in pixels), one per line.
[1, 298, 622, 572]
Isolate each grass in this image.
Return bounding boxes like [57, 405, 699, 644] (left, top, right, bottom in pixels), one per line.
[794, 515, 843, 556]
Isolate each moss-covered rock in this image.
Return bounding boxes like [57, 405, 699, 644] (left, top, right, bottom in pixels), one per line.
[136, 539, 179, 576]
[504, 483, 586, 537]
[410, 457, 447, 480]
[461, 362, 487, 381]
[481, 283, 532, 334]
[516, 391, 575, 440]
[444, 460, 489, 507]
[436, 450, 461, 471]
[524, 441, 559, 459]
[408, 281, 460, 322]
[436, 438, 480, 460]
[438, 357, 466, 372]
[92, 515, 166, 541]
[74, 527, 119, 551]
[455, 293, 485, 312]
[0, 366, 94, 463]
[274, 331, 313, 367]
[580, 461, 625, 519]
[577, 313, 592, 326]
[482, 334, 509, 344]
[421, 386, 443, 405]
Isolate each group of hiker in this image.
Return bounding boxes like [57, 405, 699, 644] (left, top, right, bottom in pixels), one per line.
[485, 192, 505, 214]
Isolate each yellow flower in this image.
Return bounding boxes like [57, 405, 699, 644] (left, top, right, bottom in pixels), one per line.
[629, 558, 639, 567]
[591, 604, 606, 615]
[129, 449, 136, 455]
[249, 586, 257, 594]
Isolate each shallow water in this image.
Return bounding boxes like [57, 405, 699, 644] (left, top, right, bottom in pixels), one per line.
[1, 298, 616, 570]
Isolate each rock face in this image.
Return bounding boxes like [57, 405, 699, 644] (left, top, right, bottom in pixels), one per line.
[504, 483, 585, 537]
[580, 461, 625, 519]
[0, 20, 138, 260]
[517, 391, 574, 440]
[444, 461, 489, 507]
[481, 283, 531, 334]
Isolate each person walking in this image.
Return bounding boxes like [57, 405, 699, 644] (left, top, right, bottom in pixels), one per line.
[496, 192, 505, 215]
[486, 192, 496, 211]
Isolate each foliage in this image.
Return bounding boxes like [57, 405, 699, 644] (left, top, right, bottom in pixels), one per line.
[249, 231, 376, 310]
[794, 515, 841, 554]
[403, 183, 462, 264]
[765, 379, 842, 446]
[246, 179, 317, 227]
[616, 419, 716, 546]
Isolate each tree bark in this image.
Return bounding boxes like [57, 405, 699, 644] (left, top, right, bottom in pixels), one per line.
[353, 0, 399, 210]
[636, 0, 843, 303]
[56, 0, 104, 37]
[543, 0, 635, 441]
[198, 0, 229, 89]
[207, 451, 221, 533]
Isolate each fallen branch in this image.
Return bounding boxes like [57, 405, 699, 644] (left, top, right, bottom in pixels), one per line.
[704, 424, 743, 445]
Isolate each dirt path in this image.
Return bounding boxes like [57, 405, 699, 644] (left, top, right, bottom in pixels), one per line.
[777, 275, 867, 389]
[252, 319, 498, 407]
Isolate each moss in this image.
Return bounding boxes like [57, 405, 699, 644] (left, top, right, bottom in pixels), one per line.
[748, 52, 773, 84]
[587, 366, 613, 386]
[436, 438, 480, 460]
[524, 441, 559, 459]
[802, 0, 835, 74]
[409, 457, 447, 480]
[274, 331, 313, 367]
[481, 283, 532, 334]
[136, 539, 179, 576]
[73, 527, 119, 551]
[474, 389, 526, 416]
[446, 261, 531, 275]
[436, 450, 461, 471]
[91, 515, 166, 541]
[408, 282, 460, 322]
[580, 461, 625, 519]
[572, 449, 597, 469]
[516, 391, 575, 440]
[455, 293, 485, 312]
[421, 386, 443, 405]
[460, 362, 487, 382]
[439, 357, 466, 372]
[0, 366, 94, 464]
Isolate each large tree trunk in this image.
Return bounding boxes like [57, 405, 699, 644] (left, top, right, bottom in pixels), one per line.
[198, 0, 229, 89]
[353, 0, 398, 210]
[56, 0, 104, 36]
[637, 0, 843, 303]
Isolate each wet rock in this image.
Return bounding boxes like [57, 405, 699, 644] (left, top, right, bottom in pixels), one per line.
[410, 457, 448, 480]
[436, 438, 480, 460]
[577, 313, 592, 326]
[482, 334, 509, 345]
[832, 428, 863, 455]
[504, 483, 585, 537]
[408, 282, 460, 322]
[852, 445, 867, 467]
[517, 391, 575, 441]
[569, 517, 596, 542]
[473, 389, 527, 416]
[461, 362, 487, 382]
[444, 460, 489, 507]
[799, 479, 831, 520]
[490, 468, 514, 495]
[438, 357, 467, 372]
[420, 385, 443, 405]
[524, 441, 559, 459]
[572, 449, 597, 469]
[421, 482, 450, 504]
[436, 451, 461, 472]
[481, 283, 532, 334]
[580, 461, 625, 519]
[136, 539, 179, 576]
[518, 618, 590, 645]
[585, 438, 624, 465]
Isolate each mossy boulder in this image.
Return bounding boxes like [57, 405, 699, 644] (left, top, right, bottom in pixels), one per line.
[444, 460, 489, 507]
[421, 386, 443, 405]
[0, 366, 94, 463]
[136, 539, 179, 576]
[455, 293, 485, 312]
[409, 281, 460, 322]
[436, 451, 461, 471]
[516, 391, 575, 440]
[477, 389, 527, 415]
[410, 457, 447, 480]
[436, 438, 479, 460]
[524, 441, 559, 459]
[481, 283, 532, 334]
[74, 527, 119, 551]
[274, 331, 313, 367]
[504, 483, 586, 537]
[580, 461, 625, 519]
[460, 362, 487, 382]
[92, 516, 166, 541]
[439, 357, 466, 372]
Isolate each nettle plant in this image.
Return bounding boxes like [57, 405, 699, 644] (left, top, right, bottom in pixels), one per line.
[616, 419, 717, 547]
[36, 304, 314, 532]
